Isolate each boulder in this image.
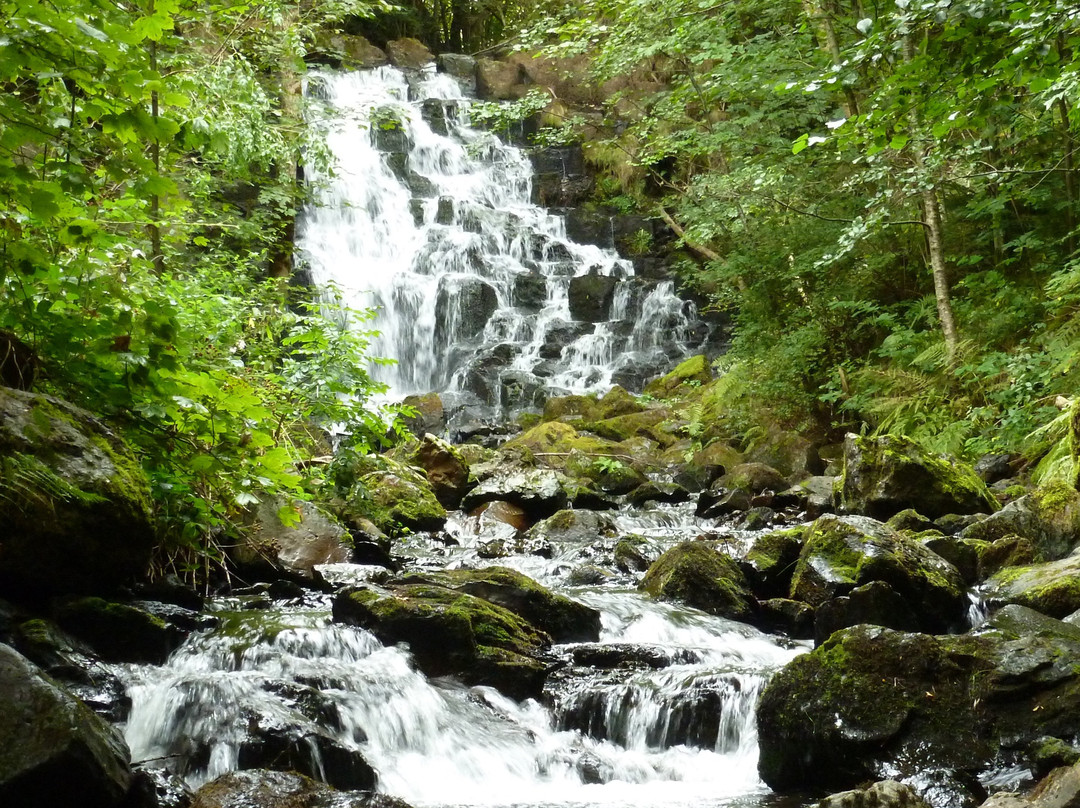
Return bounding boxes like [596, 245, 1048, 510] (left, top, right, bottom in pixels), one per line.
[461, 465, 572, 519]
[476, 57, 523, 100]
[542, 393, 599, 422]
[985, 553, 1080, 618]
[677, 441, 744, 492]
[961, 485, 1080, 561]
[816, 781, 931, 808]
[0, 644, 132, 808]
[399, 392, 446, 438]
[643, 354, 712, 399]
[385, 37, 434, 69]
[409, 433, 472, 509]
[434, 276, 498, 342]
[0, 388, 155, 600]
[790, 515, 967, 635]
[840, 433, 998, 520]
[757, 598, 814, 639]
[742, 527, 805, 599]
[813, 580, 920, 645]
[640, 541, 756, 623]
[52, 597, 183, 665]
[394, 566, 601, 643]
[967, 535, 1038, 580]
[190, 769, 411, 808]
[746, 431, 823, 480]
[311, 33, 388, 69]
[715, 462, 789, 494]
[527, 509, 617, 545]
[333, 582, 551, 700]
[757, 607, 1080, 798]
[355, 464, 447, 537]
[512, 273, 547, 311]
[437, 53, 477, 93]
[237, 498, 351, 579]
[775, 475, 837, 518]
[614, 535, 662, 573]
[567, 272, 619, 322]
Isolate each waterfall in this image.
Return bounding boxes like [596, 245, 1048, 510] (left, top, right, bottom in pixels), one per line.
[296, 65, 707, 410]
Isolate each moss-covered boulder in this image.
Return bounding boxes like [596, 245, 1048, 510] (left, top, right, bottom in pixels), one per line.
[542, 393, 599, 422]
[0, 643, 132, 808]
[333, 582, 550, 699]
[840, 433, 998, 520]
[399, 392, 446, 438]
[815, 781, 931, 808]
[961, 484, 1080, 561]
[790, 515, 967, 635]
[715, 462, 789, 494]
[775, 476, 837, 518]
[985, 554, 1080, 618]
[742, 527, 805, 599]
[583, 409, 678, 449]
[351, 460, 447, 537]
[677, 440, 744, 492]
[394, 566, 601, 643]
[640, 541, 756, 622]
[527, 509, 617, 546]
[52, 597, 183, 665]
[746, 430, 823, 480]
[966, 534, 1037, 580]
[757, 607, 1080, 799]
[0, 389, 155, 601]
[594, 385, 646, 420]
[643, 354, 711, 399]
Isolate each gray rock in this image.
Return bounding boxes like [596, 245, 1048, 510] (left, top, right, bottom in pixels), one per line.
[190, 769, 413, 808]
[816, 781, 931, 808]
[961, 487, 1080, 562]
[239, 498, 351, 578]
[568, 272, 619, 322]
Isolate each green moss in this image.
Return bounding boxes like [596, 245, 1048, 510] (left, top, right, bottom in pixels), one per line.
[641, 541, 754, 620]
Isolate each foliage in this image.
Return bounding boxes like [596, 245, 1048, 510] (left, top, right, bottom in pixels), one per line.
[0, 0, 394, 579]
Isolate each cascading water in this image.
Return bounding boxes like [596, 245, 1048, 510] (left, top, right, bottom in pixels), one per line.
[296, 65, 711, 411]
[118, 505, 808, 808]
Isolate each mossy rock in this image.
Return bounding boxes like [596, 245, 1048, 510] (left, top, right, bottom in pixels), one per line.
[675, 441, 745, 492]
[789, 515, 966, 634]
[504, 421, 619, 461]
[594, 386, 646, 420]
[356, 464, 447, 537]
[527, 509, 617, 545]
[565, 449, 648, 494]
[840, 433, 998, 521]
[614, 535, 661, 573]
[396, 566, 601, 643]
[745, 429, 822, 480]
[52, 597, 182, 665]
[332, 581, 549, 699]
[583, 409, 678, 449]
[757, 607, 1080, 796]
[643, 354, 711, 399]
[407, 433, 474, 509]
[542, 394, 599, 422]
[0, 388, 155, 600]
[967, 534, 1037, 581]
[743, 527, 805, 599]
[985, 553, 1080, 618]
[960, 484, 1080, 561]
[640, 541, 755, 622]
[714, 462, 788, 495]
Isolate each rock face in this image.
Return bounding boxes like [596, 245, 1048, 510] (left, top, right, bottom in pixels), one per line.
[790, 515, 967, 635]
[757, 607, 1080, 800]
[840, 433, 998, 520]
[0, 388, 155, 599]
[567, 272, 618, 322]
[640, 541, 756, 623]
[0, 643, 132, 808]
[333, 567, 598, 699]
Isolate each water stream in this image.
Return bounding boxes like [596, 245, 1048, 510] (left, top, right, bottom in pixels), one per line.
[119, 506, 808, 808]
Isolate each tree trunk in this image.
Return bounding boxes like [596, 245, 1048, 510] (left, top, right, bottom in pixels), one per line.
[921, 188, 960, 362]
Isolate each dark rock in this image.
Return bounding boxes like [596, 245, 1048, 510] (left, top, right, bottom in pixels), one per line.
[567, 272, 619, 322]
[52, 597, 184, 665]
[0, 388, 155, 600]
[840, 433, 998, 520]
[790, 515, 967, 634]
[975, 454, 1017, 484]
[814, 580, 920, 645]
[757, 607, 1080, 798]
[696, 486, 752, 518]
[742, 527, 805, 599]
[935, 512, 986, 535]
[816, 781, 931, 808]
[985, 553, 1080, 618]
[614, 535, 661, 573]
[640, 541, 756, 623]
[0, 329, 37, 390]
[757, 598, 815, 639]
[564, 208, 615, 249]
[406, 170, 437, 197]
[921, 534, 980, 585]
[539, 319, 592, 359]
[189, 769, 413, 808]
[409, 433, 473, 509]
[715, 462, 789, 495]
[512, 273, 547, 311]
[628, 481, 691, 506]
[400, 392, 446, 438]
[969, 535, 1038, 580]
[569, 643, 700, 669]
[0, 643, 132, 808]
[127, 765, 194, 808]
[435, 276, 498, 342]
[887, 508, 938, 533]
[961, 486, 1080, 561]
[437, 53, 477, 93]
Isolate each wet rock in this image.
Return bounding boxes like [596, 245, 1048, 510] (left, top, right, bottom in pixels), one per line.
[790, 515, 967, 634]
[936, 512, 986, 535]
[975, 454, 1018, 484]
[237, 498, 351, 579]
[512, 273, 547, 311]
[409, 433, 473, 509]
[628, 480, 691, 506]
[539, 319, 592, 359]
[189, 769, 412, 808]
[568, 272, 619, 322]
[395, 566, 601, 643]
[370, 106, 410, 154]
[1030, 738, 1080, 780]
[742, 527, 805, 600]
[527, 509, 617, 545]
[542, 393, 599, 422]
[985, 553, 1080, 618]
[310, 33, 388, 70]
[565, 564, 612, 585]
[715, 462, 789, 495]
[640, 541, 756, 623]
[816, 781, 931, 808]
[0, 643, 132, 808]
[961, 485, 1080, 562]
[474, 500, 531, 531]
[52, 597, 184, 665]
[461, 464, 571, 519]
[570, 643, 700, 669]
[921, 534, 980, 585]
[677, 441, 744, 492]
[840, 433, 998, 520]
[814, 580, 920, 645]
[965, 535, 1037, 581]
[406, 170, 437, 197]
[696, 486, 752, 518]
[353, 462, 447, 537]
[757, 598, 815, 639]
[757, 606, 1080, 798]
[775, 475, 837, 518]
[746, 431, 823, 480]
[437, 53, 476, 93]
[385, 37, 434, 69]
[0, 388, 155, 600]
[399, 392, 446, 438]
[127, 765, 194, 808]
[887, 508, 939, 533]
[614, 535, 661, 573]
[979, 762, 1080, 808]
[333, 582, 551, 700]
[435, 276, 498, 341]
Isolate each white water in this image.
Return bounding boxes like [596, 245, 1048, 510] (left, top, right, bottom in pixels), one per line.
[296, 65, 701, 405]
[119, 509, 807, 808]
